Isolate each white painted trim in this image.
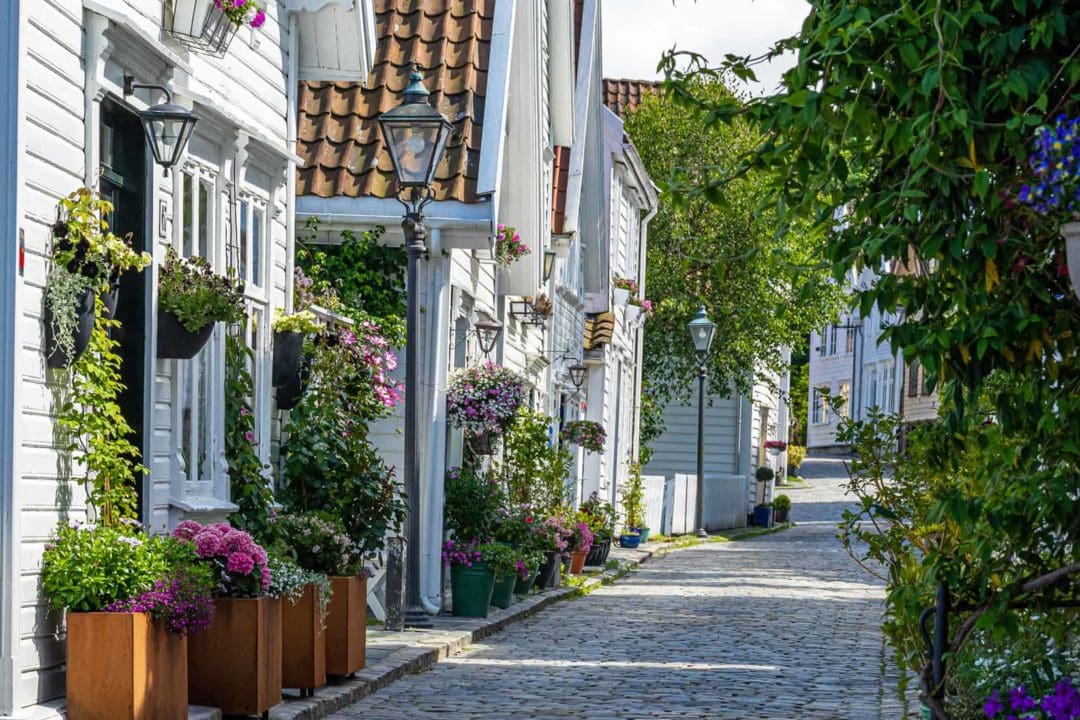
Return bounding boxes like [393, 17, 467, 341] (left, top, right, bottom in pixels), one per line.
[476, 0, 515, 203]
[0, 1, 23, 713]
[547, 0, 574, 146]
[83, 1, 193, 75]
[563, 0, 599, 237]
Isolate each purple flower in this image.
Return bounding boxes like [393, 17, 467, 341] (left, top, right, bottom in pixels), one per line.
[244, 431, 255, 444]
[173, 519, 202, 541]
[226, 551, 255, 575]
[193, 530, 222, 558]
[984, 690, 1006, 718]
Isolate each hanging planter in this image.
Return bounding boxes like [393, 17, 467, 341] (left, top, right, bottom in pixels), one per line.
[272, 331, 305, 386]
[157, 248, 244, 360]
[276, 352, 312, 410]
[157, 307, 216, 360]
[165, 0, 267, 58]
[45, 283, 95, 369]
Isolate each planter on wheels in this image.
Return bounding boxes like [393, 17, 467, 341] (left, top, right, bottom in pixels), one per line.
[66, 611, 187, 720]
[157, 308, 214, 360]
[752, 505, 774, 528]
[569, 549, 588, 575]
[45, 287, 95, 369]
[272, 330, 304, 386]
[451, 562, 496, 618]
[325, 575, 367, 677]
[187, 596, 283, 717]
[282, 584, 326, 697]
[490, 574, 517, 609]
[534, 550, 562, 589]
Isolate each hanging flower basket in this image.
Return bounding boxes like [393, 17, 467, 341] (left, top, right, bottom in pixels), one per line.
[493, 224, 530, 267]
[765, 440, 788, 456]
[166, 0, 267, 58]
[45, 285, 95, 369]
[272, 330, 305, 387]
[560, 420, 606, 453]
[446, 362, 526, 440]
[157, 307, 215, 360]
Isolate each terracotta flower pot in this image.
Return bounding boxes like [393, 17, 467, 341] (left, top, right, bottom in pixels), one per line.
[325, 575, 367, 677]
[282, 584, 326, 695]
[187, 597, 282, 716]
[569, 549, 588, 574]
[66, 611, 187, 720]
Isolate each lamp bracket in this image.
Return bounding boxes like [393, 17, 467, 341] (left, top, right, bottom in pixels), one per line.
[395, 185, 435, 218]
[123, 74, 172, 103]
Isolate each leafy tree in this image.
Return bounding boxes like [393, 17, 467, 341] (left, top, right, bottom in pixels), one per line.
[623, 81, 842, 410]
[659, 2, 1080, 715]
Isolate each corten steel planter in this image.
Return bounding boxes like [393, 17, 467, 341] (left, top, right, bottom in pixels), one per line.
[66, 611, 188, 720]
[156, 308, 214, 360]
[490, 574, 517, 609]
[272, 330, 304, 387]
[569, 549, 588, 575]
[45, 287, 95, 369]
[325, 575, 367, 677]
[282, 584, 326, 696]
[188, 597, 283, 717]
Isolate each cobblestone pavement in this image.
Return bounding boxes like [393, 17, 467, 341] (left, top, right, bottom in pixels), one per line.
[330, 457, 912, 719]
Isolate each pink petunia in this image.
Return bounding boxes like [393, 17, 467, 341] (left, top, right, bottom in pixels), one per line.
[250, 8, 266, 27]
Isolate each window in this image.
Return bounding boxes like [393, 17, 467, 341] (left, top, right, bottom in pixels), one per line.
[846, 325, 856, 353]
[866, 367, 879, 413]
[907, 361, 920, 398]
[817, 332, 826, 357]
[234, 193, 271, 457]
[811, 387, 828, 425]
[829, 325, 838, 355]
[881, 364, 895, 412]
[838, 382, 850, 418]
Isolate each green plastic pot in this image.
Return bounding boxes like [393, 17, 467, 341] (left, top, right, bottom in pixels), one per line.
[490, 574, 517, 609]
[450, 562, 495, 618]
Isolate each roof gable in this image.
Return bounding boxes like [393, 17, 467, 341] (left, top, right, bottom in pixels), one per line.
[602, 78, 660, 119]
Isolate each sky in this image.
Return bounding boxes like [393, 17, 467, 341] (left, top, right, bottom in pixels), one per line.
[600, 0, 811, 95]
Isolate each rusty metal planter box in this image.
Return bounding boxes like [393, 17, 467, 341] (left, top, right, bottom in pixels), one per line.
[325, 575, 366, 676]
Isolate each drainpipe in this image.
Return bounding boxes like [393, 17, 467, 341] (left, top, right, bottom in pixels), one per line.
[630, 204, 657, 462]
[284, 12, 298, 313]
[420, 229, 450, 614]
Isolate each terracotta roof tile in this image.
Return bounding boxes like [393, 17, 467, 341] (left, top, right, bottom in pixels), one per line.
[602, 78, 661, 119]
[297, 0, 494, 203]
[583, 312, 614, 351]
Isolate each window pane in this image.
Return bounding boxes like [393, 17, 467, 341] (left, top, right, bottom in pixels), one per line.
[182, 173, 194, 257]
[198, 180, 211, 258]
[252, 207, 263, 287]
[239, 200, 249, 281]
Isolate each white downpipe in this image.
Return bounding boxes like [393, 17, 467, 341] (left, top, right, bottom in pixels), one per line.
[630, 204, 657, 462]
[421, 229, 450, 614]
[284, 13, 299, 313]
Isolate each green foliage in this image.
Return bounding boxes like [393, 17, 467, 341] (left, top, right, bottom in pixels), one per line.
[59, 298, 144, 525]
[754, 466, 774, 483]
[620, 462, 645, 530]
[44, 267, 95, 363]
[297, 219, 406, 321]
[499, 409, 573, 515]
[786, 444, 806, 471]
[478, 542, 520, 580]
[622, 81, 842, 406]
[41, 522, 200, 612]
[772, 494, 791, 512]
[579, 492, 617, 539]
[158, 247, 244, 332]
[224, 328, 275, 543]
[272, 308, 321, 334]
[275, 512, 363, 576]
[787, 347, 809, 446]
[53, 187, 150, 280]
[444, 465, 504, 542]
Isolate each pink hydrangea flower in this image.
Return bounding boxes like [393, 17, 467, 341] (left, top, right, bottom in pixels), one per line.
[173, 519, 202, 541]
[193, 530, 222, 558]
[226, 551, 255, 575]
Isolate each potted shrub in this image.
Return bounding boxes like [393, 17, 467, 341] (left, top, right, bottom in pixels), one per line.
[568, 516, 594, 574]
[773, 494, 792, 524]
[787, 445, 807, 477]
[172, 520, 281, 717]
[492, 506, 546, 594]
[271, 308, 319, 387]
[266, 551, 331, 696]
[482, 542, 523, 610]
[41, 520, 214, 720]
[752, 502, 774, 528]
[580, 492, 616, 566]
[443, 539, 495, 617]
[446, 362, 526, 456]
[621, 461, 649, 542]
[276, 512, 368, 679]
[445, 465, 504, 544]
[612, 276, 637, 306]
[157, 248, 244, 359]
[560, 420, 606, 454]
[493, 223, 530, 268]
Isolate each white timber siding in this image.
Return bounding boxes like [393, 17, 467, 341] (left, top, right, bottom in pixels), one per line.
[10, 1, 295, 714]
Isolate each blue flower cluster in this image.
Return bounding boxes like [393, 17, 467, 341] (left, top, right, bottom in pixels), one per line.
[984, 678, 1080, 720]
[1017, 114, 1079, 216]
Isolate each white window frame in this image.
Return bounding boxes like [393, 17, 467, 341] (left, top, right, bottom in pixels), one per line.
[838, 382, 850, 419]
[811, 387, 827, 425]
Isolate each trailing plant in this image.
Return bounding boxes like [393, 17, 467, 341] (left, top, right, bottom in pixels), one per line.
[272, 308, 320, 334]
[52, 187, 150, 281]
[446, 363, 526, 441]
[493, 224, 529, 267]
[265, 551, 331, 623]
[225, 328, 275, 543]
[445, 465, 504, 543]
[44, 266, 95, 362]
[59, 297, 145, 525]
[560, 420, 606, 453]
[158, 247, 244, 332]
[105, 570, 216, 636]
[172, 520, 271, 598]
[275, 512, 363, 577]
[620, 462, 645, 530]
[500, 408, 572, 515]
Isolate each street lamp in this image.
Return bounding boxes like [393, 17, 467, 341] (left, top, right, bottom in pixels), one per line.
[568, 362, 588, 390]
[686, 305, 716, 539]
[123, 75, 198, 175]
[474, 314, 502, 356]
[378, 65, 452, 629]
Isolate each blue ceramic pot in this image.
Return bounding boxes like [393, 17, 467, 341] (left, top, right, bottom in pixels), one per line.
[618, 533, 642, 549]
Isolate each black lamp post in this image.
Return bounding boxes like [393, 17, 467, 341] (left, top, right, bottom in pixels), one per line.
[475, 314, 502, 356]
[378, 65, 452, 629]
[686, 305, 716, 538]
[123, 75, 198, 175]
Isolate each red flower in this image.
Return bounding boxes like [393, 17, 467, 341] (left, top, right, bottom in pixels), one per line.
[525, 516, 534, 524]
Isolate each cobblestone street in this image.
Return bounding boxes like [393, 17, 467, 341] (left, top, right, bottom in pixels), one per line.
[330, 458, 910, 719]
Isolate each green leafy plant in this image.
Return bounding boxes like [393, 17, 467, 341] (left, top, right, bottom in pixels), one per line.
[225, 328, 275, 543]
[499, 409, 573, 515]
[787, 445, 806, 471]
[44, 266, 95, 363]
[772, 494, 791, 512]
[620, 462, 645, 530]
[579, 492, 616, 540]
[755, 466, 775, 483]
[445, 465, 504, 543]
[52, 187, 150, 281]
[272, 308, 321, 334]
[266, 551, 332, 623]
[478, 542, 520, 580]
[275, 512, 363, 577]
[158, 247, 244, 332]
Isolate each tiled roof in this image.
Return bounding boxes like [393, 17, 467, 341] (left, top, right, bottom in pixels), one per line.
[583, 312, 614, 351]
[602, 78, 661, 119]
[296, 0, 494, 203]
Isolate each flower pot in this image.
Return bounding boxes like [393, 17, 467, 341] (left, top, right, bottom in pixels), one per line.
[613, 287, 630, 306]
[66, 611, 188, 720]
[282, 584, 326, 695]
[774, 507, 790, 524]
[637, 527, 651, 543]
[752, 506, 774, 528]
[584, 537, 611, 566]
[618, 533, 642, 549]
[165, 0, 240, 58]
[467, 430, 496, 456]
[45, 286, 95, 369]
[490, 574, 517, 609]
[276, 352, 313, 410]
[1064, 221, 1080, 302]
[450, 562, 496, 618]
[534, 550, 561, 589]
[101, 282, 120, 320]
[187, 596, 283, 716]
[325, 575, 366, 677]
[272, 330, 305, 386]
[156, 308, 214, 360]
[625, 304, 642, 324]
[569, 549, 588, 574]
[514, 570, 537, 595]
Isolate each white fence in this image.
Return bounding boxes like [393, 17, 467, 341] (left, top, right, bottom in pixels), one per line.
[647, 472, 749, 535]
